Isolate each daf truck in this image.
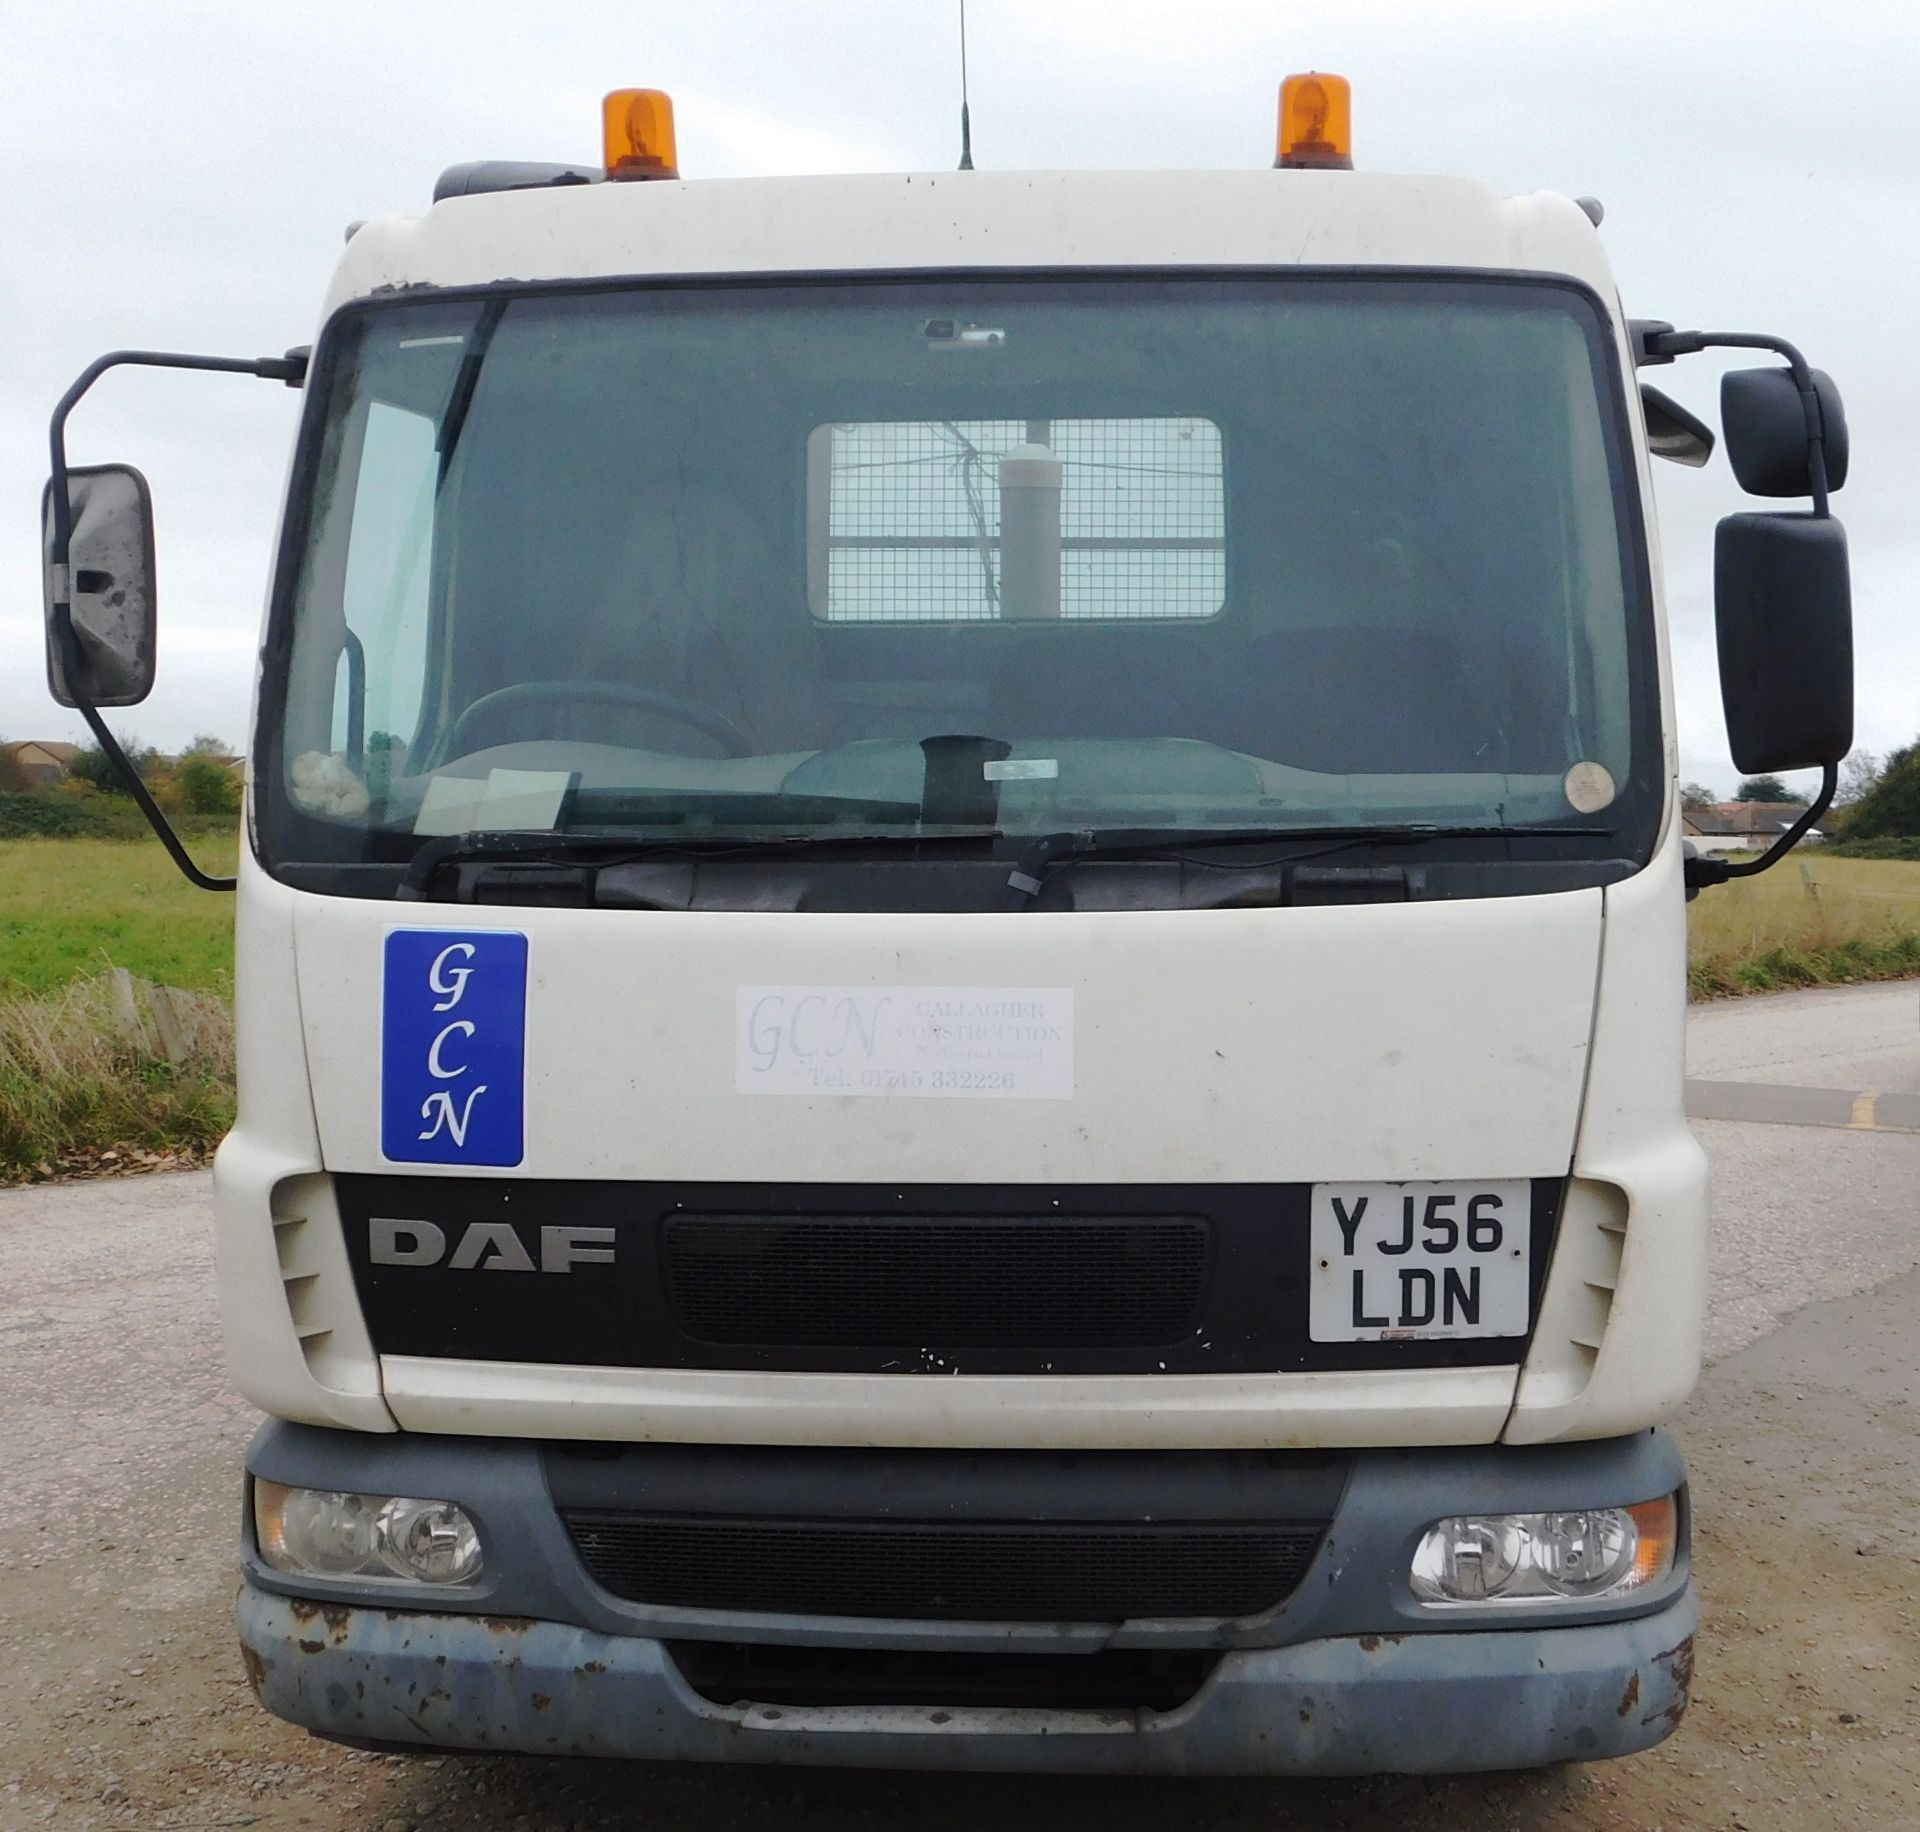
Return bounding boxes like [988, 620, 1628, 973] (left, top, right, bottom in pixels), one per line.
[41, 76, 1855, 1773]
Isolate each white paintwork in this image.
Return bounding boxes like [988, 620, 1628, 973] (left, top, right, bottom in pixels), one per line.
[325, 171, 1616, 317]
[207, 160, 1708, 1452]
[378, 1355, 1519, 1451]
[215, 854, 394, 1432]
[1507, 829, 1710, 1442]
[255, 849, 1706, 1450]
[295, 892, 1601, 1186]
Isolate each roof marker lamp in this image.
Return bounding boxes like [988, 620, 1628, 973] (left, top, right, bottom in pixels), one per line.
[604, 88, 679, 181]
[1275, 72, 1353, 170]
[1411, 1495, 1679, 1608]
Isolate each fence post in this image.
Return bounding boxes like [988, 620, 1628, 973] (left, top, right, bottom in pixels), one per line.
[147, 984, 192, 1065]
[107, 967, 156, 1052]
[1800, 859, 1821, 902]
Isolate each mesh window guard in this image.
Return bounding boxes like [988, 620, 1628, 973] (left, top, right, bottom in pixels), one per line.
[812, 417, 1225, 623]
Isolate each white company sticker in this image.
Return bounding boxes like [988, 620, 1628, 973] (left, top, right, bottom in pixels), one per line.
[736, 985, 1074, 1100]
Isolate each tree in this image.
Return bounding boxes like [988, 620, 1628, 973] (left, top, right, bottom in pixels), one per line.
[1833, 748, 1882, 807]
[176, 753, 242, 816]
[66, 745, 116, 794]
[68, 734, 158, 796]
[1734, 774, 1795, 803]
[182, 733, 232, 759]
[1679, 782, 1719, 814]
[1842, 741, 1920, 840]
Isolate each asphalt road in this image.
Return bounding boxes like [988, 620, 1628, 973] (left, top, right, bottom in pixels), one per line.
[1683, 982, 1920, 1360]
[1687, 979, 1920, 1095]
[2, 980, 1917, 1827]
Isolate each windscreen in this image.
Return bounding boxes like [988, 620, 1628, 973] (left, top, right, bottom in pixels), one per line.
[266, 275, 1653, 868]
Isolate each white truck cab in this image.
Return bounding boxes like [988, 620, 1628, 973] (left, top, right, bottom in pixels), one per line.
[42, 77, 1855, 1773]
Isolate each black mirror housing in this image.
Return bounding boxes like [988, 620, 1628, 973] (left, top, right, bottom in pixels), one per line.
[1714, 511, 1852, 773]
[43, 463, 158, 707]
[1721, 366, 1848, 497]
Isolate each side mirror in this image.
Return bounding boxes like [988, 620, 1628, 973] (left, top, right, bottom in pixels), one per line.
[1714, 511, 1852, 773]
[1721, 366, 1849, 497]
[1640, 384, 1715, 467]
[42, 463, 157, 708]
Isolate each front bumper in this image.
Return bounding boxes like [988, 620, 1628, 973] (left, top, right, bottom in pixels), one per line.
[239, 1583, 1696, 1774]
[237, 1422, 1694, 1774]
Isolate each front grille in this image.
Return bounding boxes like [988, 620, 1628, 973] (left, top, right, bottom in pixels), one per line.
[662, 1215, 1208, 1350]
[340, 1175, 1557, 1375]
[562, 1512, 1321, 1621]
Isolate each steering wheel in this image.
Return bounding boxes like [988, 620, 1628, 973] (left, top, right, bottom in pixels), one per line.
[443, 680, 754, 760]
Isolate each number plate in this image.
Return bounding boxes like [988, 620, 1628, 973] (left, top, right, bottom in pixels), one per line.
[1308, 1180, 1530, 1342]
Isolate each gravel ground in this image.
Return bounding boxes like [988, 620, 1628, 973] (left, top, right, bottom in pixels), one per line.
[2, 986, 1916, 1828]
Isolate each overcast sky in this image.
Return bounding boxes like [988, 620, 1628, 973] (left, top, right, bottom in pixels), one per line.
[4, 0, 1915, 796]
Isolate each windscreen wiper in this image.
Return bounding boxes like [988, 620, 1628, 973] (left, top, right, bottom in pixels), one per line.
[999, 824, 1611, 908]
[396, 819, 975, 901]
[399, 819, 1606, 906]
[436, 299, 507, 480]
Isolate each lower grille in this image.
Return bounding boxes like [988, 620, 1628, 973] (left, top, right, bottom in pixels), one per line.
[562, 1512, 1321, 1622]
[669, 1642, 1222, 1711]
[662, 1214, 1208, 1350]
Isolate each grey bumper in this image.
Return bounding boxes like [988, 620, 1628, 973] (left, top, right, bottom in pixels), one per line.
[238, 1582, 1696, 1775]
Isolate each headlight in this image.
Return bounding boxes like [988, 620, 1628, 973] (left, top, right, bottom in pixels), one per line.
[254, 1480, 484, 1587]
[1410, 1494, 1677, 1607]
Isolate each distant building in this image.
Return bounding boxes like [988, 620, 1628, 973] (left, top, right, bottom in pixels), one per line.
[0, 740, 81, 787]
[1685, 800, 1818, 855]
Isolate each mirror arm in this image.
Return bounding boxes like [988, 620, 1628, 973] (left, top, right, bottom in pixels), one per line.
[49, 349, 307, 562]
[1647, 326, 1847, 888]
[1637, 327, 1832, 516]
[1684, 763, 1837, 893]
[46, 347, 307, 895]
[47, 603, 236, 893]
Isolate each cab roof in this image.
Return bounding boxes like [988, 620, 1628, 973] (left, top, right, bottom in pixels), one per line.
[327, 169, 1615, 317]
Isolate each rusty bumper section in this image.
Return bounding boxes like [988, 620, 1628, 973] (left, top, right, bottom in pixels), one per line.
[238, 1583, 1696, 1775]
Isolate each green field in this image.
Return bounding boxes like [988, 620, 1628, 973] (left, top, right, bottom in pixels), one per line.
[0, 835, 237, 998]
[1687, 852, 1920, 996]
[0, 837, 238, 1178]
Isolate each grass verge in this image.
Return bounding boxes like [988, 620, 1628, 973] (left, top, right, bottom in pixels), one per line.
[0, 974, 234, 1183]
[1689, 932, 1920, 999]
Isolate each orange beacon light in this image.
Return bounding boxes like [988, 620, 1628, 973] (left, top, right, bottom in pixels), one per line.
[1275, 73, 1353, 171]
[604, 89, 679, 181]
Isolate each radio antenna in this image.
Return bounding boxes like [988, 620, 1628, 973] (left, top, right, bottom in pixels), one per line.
[957, 0, 975, 169]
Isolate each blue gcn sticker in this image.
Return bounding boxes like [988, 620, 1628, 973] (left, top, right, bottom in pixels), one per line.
[381, 929, 527, 1166]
